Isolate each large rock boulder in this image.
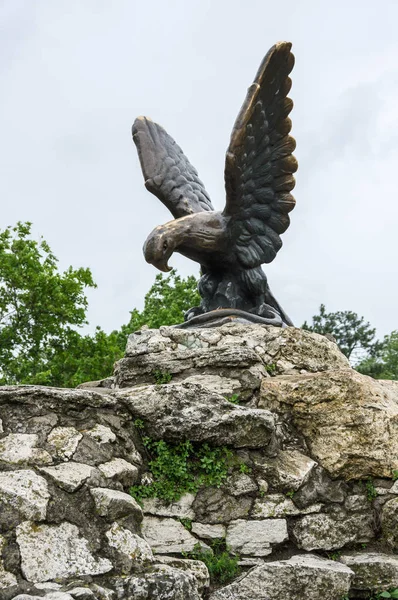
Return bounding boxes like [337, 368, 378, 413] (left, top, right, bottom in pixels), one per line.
[257, 368, 398, 479]
[209, 554, 354, 600]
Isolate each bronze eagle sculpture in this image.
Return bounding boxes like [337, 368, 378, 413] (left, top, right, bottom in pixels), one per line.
[132, 42, 297, 328]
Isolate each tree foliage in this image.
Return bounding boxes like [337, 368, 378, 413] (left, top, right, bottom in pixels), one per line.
[0, 222, 96, 384]
[357, 331, 398, 380]
[0, 223, 200, 388]
[302, 303, 379, 360]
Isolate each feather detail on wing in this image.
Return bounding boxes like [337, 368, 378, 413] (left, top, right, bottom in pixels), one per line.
[223, 42, 297, 268]
[132, 116, 214, 218]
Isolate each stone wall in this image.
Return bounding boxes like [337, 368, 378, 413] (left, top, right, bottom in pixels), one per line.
[1, 323, 398, 599]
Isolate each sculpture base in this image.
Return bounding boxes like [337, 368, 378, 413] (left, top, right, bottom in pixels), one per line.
[174, 308, 287, 329]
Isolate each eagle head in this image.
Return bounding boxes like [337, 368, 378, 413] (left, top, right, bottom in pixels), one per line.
[143, 225, 175, 273]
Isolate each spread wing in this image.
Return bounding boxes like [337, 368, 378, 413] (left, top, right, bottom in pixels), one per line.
[224, 42, 297, 268]
[132, 116, 214, 218]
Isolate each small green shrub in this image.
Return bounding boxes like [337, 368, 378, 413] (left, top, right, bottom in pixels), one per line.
[134, 419, 145, 430]
[366, 478, 378, 502]
[184, 540, 240, 585]
[130, 439, 233, 504]
[285, 490, 295, 499]
[327, 551, 341, 561]
[392, 470, 398, 481]
[179, 518, 192, 531]
[225, 393, 240, 404]
[265, 363, 277, 375]
[239, 463, 251, 474]
[153, 370, 172, 384]
[374, 590, 398, 599]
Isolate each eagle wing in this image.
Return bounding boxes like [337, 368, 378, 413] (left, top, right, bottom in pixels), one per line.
[223, 42, 297, 268]
[132, 116, 214, 218]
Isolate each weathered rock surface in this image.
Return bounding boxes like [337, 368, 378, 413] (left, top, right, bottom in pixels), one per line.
[117, 382, 276, 448]
[226, 518, 288, 555]
[105, 523, 153, 572]
[340, 552, 398, 593]
[142, 494, 195, 519]
[292, 510, 374, 551]
[155, 556, 210, 594]
[17, 520, 113, 582]
[209, 554, 353, 600]
[113, 565, 202, 600]
[258, 369, 398, 479]
[90, 487, 143, 521]
[142, 516, 209, 554]
[382, 497, 398, 550]
[116, 323, 348, 390]
[0, 469, 50, 522]
[193, 487, 253, 524]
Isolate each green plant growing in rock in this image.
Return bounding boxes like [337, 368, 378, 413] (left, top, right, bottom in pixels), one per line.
[239, 463, 251, 474]
[392, 470, 398, 481]
[184, 540, 240, 586]
[365, 478, 378, 502]
[153, 370, 173, 385]
[130, 438, 233, 503]
[327, 550, 341, 561]
[134, 419, 145, 430]
[265, 363, 277, 375]
[178, 518, 192, 531]
[285, 489, 295, 499]
[225, 393, 240, 404]
[374, 590, 398, 599]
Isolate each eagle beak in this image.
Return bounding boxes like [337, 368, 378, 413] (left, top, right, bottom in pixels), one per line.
[155, 260, 172, 273]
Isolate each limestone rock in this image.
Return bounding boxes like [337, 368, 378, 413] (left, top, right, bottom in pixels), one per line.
[209, 554, 353, 600]
[0, 534, 17, 589]
[251, 450, 316, 492]
[98, 458, 138, 486]
[142, 494, 195, 519]
[193, 487, 252, 524]
[155, 556, 210, 593]
[253, 494, 302, 518]
[382, 497, 398, 549]
[117, 382, 276, 448]
[258, 369, 398, 479]
[90, 488, 143, 521]
[117, 324, 348, 389]
[47, 427, 82, 460]
[0, 434, 52, 465]
[16, 520, 112, 582]
[85, 425, 116, 444]
[0, 469, 50, 522]
[340, 552, 398, 592]
[222, 472, 257, 496]
[105, 523, 153, 573]
[293, 466, 347, 508]
[226, 518, 288, 555]
[142, 516, 209, 554]
[113, 565, 201, 600]
[190, 522, 226, 540]
[292, 511, 374, 551]
[40, 462, 96, 492]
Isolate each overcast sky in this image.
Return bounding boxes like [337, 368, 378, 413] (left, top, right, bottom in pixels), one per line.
[1, 0, 397, 339]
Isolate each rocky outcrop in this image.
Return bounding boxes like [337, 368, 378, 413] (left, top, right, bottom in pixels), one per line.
[1, 323, 398, 599]
[257, 368, 398, 479]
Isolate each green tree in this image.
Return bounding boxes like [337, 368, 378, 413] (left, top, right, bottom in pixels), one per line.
[357, 330, 398, 380]
[302, 304, 379, 360]
[0, 222, 96, 384]
[120, 268, 200, 336]
[0, 223, 200, 387]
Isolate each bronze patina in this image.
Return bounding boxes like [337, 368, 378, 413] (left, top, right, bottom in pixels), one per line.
[132, 42, 297, 328]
